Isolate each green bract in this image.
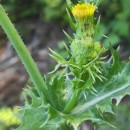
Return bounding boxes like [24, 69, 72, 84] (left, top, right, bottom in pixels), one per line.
[0, 0, 130, 130]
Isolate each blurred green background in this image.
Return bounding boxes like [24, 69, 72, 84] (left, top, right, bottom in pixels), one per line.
[1, 0, 130, 47]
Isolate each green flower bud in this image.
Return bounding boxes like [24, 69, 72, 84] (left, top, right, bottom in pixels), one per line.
[71, 39, 87, 64]
[94, 42, 106, 54]
[91, 51, 98, 59]
[94, 42, 101, 52]
[84, 37, 93, 48]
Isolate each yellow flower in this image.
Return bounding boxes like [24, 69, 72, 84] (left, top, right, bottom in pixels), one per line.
[71, 3, 96, 19]
[0, 107, 21, 126]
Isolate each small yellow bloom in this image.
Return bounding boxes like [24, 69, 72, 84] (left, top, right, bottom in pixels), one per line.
[71, 3, 96, 19]
[0, 107, 21, 126]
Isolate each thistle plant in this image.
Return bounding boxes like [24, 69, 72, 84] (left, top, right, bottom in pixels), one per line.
[0, 0, 130, 130]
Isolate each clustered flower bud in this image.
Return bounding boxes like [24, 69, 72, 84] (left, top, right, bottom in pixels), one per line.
[69, 3, 106, 83]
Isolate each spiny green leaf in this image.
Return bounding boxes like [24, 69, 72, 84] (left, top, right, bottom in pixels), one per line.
[72, 62, 130, 114]
[46, 73, 72, 111]
[63, 41, 72, 57]
[95, 15, 101, 33]
[24, 86, 43, 107]
[83, 56, 99, 68]
[66, 0, 73, 8]
[63, 50, 130, 127]
[42, 105, 73, 130]
[63, 30, 73, 42]
[105, 46, 123, 78]
[16, 105, 50, 130]
[66, 8, 76, 30]
[48, 64, 61, 74]
[49, 48, 65, 63]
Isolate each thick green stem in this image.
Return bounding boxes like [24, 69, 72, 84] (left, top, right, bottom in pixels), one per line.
[73, 126, 78, 130]
[0, 5, 47, 95]
[64, 91, 78, 113]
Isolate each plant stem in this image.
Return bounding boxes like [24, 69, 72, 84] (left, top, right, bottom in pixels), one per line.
[0, 5, 47, 95]
[64, 91, 78, 113]
[73, 126, 78, 130]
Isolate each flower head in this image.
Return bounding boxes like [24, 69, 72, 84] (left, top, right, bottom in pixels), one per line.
[0, 107, 21, 126]
[71, 3, 96, 19]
